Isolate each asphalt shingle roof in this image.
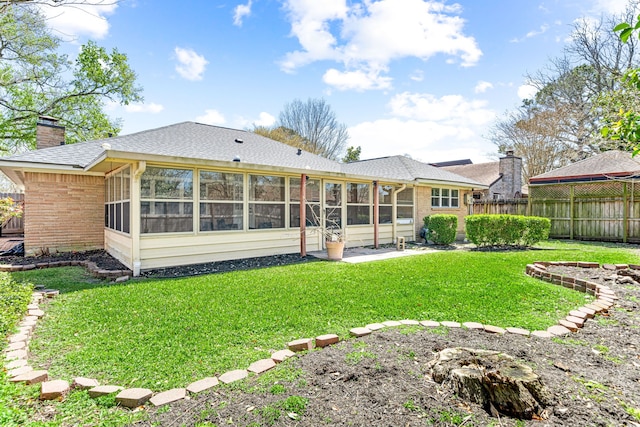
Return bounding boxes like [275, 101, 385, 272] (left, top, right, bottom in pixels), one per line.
[530, 150, 640, 182]
[1, 122, 341, 173]
[0, 121, 483, 187]
[342, 156, 483, 186]
[440, 162, 501, 187]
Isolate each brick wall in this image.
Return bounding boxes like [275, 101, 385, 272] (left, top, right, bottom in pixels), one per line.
[24, 172, 104, 254]
[415, 186, 471, 240]
[36, 122, 65, 150]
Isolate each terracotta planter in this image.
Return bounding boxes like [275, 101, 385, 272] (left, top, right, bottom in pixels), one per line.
[325, 241, 345, 261]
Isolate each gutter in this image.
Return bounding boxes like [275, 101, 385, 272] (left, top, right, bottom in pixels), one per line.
[392, 184, 407, 242]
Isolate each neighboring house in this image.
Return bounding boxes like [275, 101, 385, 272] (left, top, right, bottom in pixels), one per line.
[0, 119, 486, 275]
[434, 151, 524, 200]
[528, 150, 640, 242]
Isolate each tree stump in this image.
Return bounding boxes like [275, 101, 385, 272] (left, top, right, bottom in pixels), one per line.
[427, 348, 554, 420]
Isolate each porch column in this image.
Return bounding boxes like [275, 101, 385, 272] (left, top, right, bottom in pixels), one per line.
[373, 181, 379, 248]
[131, 161, 146, 276]
[300, 174, 307, 257]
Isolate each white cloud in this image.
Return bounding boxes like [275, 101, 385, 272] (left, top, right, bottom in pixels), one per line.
[409, 70, 424, 82]
[174, 47, 208, 81]
[348, 91, 496, 163]
[510, 24, 550, 43]
[254, 112, 276, 127]
[123, 102, 164, 114]
[38, 1, 117, 39]
[517, 84, 538, 100]
[280, 0, 481, 90]
[196, 109, 226, 125]
[474, 80, 493, 94]
[233, 0, 253, 26]
[590, 0, 628, 14]
[322, 68, 393, 91]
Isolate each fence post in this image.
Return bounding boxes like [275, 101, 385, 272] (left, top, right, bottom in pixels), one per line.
[569, 185, 574, 240]
[623, 182, 628, 243]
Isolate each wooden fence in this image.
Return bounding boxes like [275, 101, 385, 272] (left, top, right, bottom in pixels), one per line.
[471, 180, 640, 243]
[0, 193, 24, 236]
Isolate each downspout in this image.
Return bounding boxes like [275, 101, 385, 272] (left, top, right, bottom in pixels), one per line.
[131, 161, 146, 277]
[392, 184, 407, 243]
[373, 181, 379, 248]
[300, 174, 307, 257]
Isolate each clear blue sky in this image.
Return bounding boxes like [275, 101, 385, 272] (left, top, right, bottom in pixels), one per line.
[42, 0, 629, 163]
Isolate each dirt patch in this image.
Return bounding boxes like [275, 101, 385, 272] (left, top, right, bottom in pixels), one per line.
[142, 265, 640, 427]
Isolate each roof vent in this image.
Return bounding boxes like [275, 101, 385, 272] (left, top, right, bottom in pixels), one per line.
[233, 155, 241, 162]
[297, 148, 302, 155]
[235, 138, 244, 143]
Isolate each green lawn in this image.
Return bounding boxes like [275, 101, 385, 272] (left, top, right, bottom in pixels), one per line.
[8, 240, 637, 391]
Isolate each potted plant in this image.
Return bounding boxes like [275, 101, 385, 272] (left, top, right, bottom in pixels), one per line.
[324, 228, 345, 261]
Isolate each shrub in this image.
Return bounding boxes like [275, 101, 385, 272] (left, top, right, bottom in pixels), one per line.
[423, 214, 458, 245]
[465, 214, 550, 247]
[0, 272, 32, 342]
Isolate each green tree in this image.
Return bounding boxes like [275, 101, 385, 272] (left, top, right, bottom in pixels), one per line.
[0, 4, 141, 153]
[342, 145, 361, 163]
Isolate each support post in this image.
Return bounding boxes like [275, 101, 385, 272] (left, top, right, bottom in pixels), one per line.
[569, 185, 574, 240]
[300, 174, 307, 257]
[373, 181, 379, 249]
[623, 181, 628, 243]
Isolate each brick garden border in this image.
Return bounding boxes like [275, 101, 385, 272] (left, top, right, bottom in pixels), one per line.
[3, 261, 627, 409]
[0, 259, 132, 280]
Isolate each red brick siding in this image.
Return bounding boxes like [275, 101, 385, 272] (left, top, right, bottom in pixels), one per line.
[24, 172, 104, 254]
[415, 186, 472, 239]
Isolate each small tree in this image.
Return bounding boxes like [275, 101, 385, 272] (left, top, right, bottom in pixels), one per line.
[0, 197, 22, 227]
[342, 146, 361, 163]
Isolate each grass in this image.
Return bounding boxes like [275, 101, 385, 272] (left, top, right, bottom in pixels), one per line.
[8, 240, 638, 391]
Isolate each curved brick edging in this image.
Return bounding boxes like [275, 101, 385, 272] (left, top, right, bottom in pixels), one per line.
[0, 260, 132, 280]
[3, 261, 623, 408]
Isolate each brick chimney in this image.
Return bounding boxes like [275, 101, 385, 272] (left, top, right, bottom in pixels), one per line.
[36, 116, 65, 149]
[499, 150, 523, 198]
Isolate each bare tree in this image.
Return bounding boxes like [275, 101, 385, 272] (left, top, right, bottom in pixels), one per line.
[498, 0, 640, 170]
[490, 103, 574, 182]
[277, 98, 349, 160]
[0, 0, 117, 12]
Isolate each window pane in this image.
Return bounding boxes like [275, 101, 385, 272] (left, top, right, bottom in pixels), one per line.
[347, 205, 370, 225]
[123, 167, 130, 200]
[104, 204, 109, 227]
[200, 203, 243, 231]
[249, 203, 285, 229]
[105, 179, 111, 203]
[141, 167, 193, 200]
[397, 188, 413, 204]
[442, 189, 450, 198]
[451, 190, 459, 208]
[290, 203, 320, 227]
[442, 197, 450, 207]
[200, 171, 243, 201]
[141, 201, 193, 233]
[290, 178, 320, 203]
[249, 175, 285, 202]
[115, 173, 122, 201]
[325, 207, 342, 229]
[379, 206, 392, 224]
[397, 206, 413, 219]
[122, 201, 130, 234]
[451, 197, 459, 208]
[115, 202, 122, 231]
[379, 185, 394, 205]
[431, 188, 440, 197]
[347, 183, 369, 204]
[431, 197, 440, 207]
[325, 183, 342, 206]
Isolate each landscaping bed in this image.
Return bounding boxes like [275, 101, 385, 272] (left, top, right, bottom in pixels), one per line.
[143, 264, 640, 427]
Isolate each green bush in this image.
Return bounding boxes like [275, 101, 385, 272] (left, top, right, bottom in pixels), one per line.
[0, 272, 32, 342]
[465, 214, 550, 247]
[423, 214, 458, 245]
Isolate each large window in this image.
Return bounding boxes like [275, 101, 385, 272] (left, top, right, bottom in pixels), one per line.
[431, 188, 459, 208]
[141, 167, 193, 233]
[325, 182, 342, 229]
[346, 183, 370, 225]
[249, 175, 285, 229]
[200, 171, 243, 231]
[378, 185, 394, 224]
[105, 166, 130, 234]
[290, 177, 320, 227]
